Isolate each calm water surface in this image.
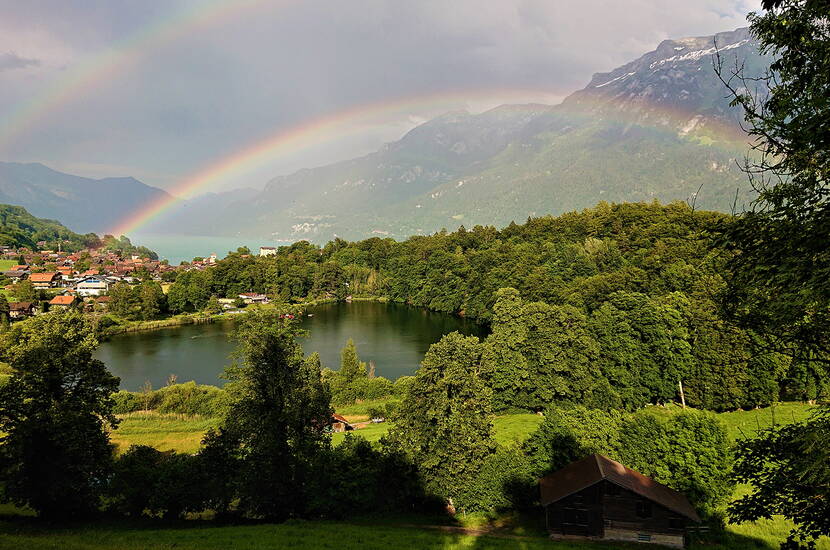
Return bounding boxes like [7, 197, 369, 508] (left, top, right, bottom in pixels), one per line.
[95, 301, 487, 391]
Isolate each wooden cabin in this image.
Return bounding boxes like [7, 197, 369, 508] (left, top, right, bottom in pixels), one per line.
[540, 454, 700, 548]
[329, 413, 354, 433]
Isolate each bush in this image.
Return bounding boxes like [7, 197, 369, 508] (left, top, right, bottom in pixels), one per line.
[109, 445, 209, 519]
[307, 435, 427, 517]
[459, 447, 536, 512]
[111, 382, 231, 417]
[112, 390, 143, 414]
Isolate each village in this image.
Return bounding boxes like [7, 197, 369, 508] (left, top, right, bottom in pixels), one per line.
[0, 244, 274, 322]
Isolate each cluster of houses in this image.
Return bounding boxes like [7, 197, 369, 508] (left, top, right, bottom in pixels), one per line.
[1, 244, 278, 320]
[0, 245, 215, 321]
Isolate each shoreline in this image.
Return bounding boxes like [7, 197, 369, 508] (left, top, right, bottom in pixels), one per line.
[96, 295, 393, 339]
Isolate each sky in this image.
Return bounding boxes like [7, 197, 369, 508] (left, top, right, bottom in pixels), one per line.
[0, 0, 759, 197]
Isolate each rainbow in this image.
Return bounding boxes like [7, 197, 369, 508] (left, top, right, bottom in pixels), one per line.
[106, 88, 568, 236]
[0, 0, 278, 151]
[108, 88, 753, 238]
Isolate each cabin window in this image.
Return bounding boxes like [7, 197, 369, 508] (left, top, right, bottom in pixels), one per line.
[636, 500, 653, 518]
[638, 533, 652, 542]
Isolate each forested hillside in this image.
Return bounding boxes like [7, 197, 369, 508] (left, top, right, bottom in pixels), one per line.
[166, 201, 828, 411]
[0, 204, 99, 251]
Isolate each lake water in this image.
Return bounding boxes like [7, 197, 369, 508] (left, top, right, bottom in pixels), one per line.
[129, 233, 290, 265]
[95, 301, 487, 391]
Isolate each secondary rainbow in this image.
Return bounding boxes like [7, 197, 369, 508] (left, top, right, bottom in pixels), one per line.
[108, 89, 753, 238]
[0, 0, 279, 151]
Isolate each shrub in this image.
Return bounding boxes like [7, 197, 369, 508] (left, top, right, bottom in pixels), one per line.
[307, 435, 427, 517]
[459, 446, 536, 512]
[111, 382, 231, 417]
[109, 445, 209, 519]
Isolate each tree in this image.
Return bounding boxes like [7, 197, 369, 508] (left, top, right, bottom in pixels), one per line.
[0, 311, 119, 518]
[200, 308, 331, 520]
[0, 293, 9, 328]
[718, 0, 830, 361]
[387, 332, 495, 511]
[205, 295, 222, 314]
[12, 279, 36, 303]
[109, 282, 137, 319]
[338, 338, 367, 385]
[730, 406, 830, 549]
[138, 281, 166, 320]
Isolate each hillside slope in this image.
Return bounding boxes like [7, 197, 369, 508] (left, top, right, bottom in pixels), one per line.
[0, 203, 98, 251]
[184, 27, 765, 241]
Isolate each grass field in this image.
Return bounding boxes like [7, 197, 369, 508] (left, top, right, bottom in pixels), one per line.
[109, 403, 820, 454]
[109, 412, 219, 454]
[0, 516, 660, 550]
[717, 401, 817, 441]
[0, 512, 801, 550]
[0, 260, 15, 271]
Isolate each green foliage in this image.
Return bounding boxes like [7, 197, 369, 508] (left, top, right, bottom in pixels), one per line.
[100, 235, 158, 260]
[523, 405, 732, 516]
[308, 434, 428, 517]
[339, 338, 367, 384]
[200, 308, 332, 520]
[618, 408, 732, 515]
[108, 445, 208, 519]
[482, 288, 600, 410]
[11, 279, 37, 303]
[459, 446, 537, 512]
[112, 382, 231, 417]
[108, 281, 167, 321]
[0, 311, 119, 519]
[719, 0, 830, 362]
[388, 332, 496, 511]
[0, 203, 100, 251]
[729, 406, 830, 549]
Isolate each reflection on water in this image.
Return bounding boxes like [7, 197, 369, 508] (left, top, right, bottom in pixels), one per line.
[95, 301, 487, 391]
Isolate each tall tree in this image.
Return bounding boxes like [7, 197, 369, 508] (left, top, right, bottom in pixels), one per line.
[0, 311, 119, 518]
[201, 308, 331, 520]
[338, 338, 367, 384]
[109, 282, 136, 319]
[388, 331, 495, 512]
[716, 4, 830, 545]
[718, 0, 830, 361]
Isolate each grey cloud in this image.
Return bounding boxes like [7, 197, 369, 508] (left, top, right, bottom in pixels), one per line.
[0, 51, 40, 71]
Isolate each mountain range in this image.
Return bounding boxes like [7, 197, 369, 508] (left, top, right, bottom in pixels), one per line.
[0, 162, 169, 235]
[1, 27, 767, 242]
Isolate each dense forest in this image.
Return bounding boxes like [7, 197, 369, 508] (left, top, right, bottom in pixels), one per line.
[164, 201, 827, 410]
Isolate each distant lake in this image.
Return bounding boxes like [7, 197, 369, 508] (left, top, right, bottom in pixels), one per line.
[95, 301, 488, 391]
[129, 233, 289, 265]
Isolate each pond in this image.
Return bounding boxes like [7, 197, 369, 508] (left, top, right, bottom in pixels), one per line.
[95, 301, 488, 391]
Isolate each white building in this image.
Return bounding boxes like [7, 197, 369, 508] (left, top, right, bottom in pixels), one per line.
[76, 277, 110, 297]
[259, 246, 278, 257]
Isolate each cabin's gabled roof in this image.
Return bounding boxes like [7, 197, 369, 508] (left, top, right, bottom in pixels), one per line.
[539, 454, 701, 522]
